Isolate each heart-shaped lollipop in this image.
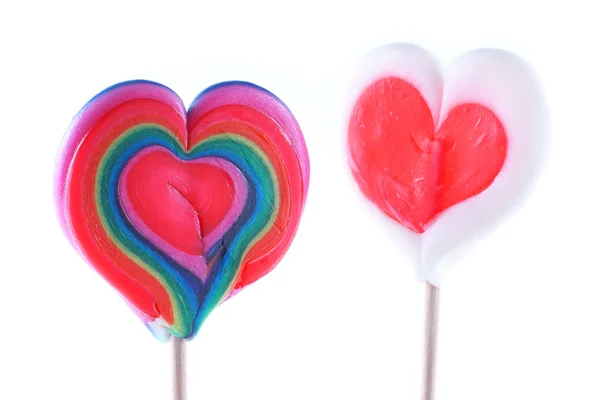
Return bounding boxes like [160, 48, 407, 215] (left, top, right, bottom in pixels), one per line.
[346, 44, 547, 400]
[55, 80, 309, 341]
[347, 44, 547, 285]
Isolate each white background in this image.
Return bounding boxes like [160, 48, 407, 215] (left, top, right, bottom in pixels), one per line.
[0, 1, 598, 399]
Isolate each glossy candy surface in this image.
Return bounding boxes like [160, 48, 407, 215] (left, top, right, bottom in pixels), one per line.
[349, 77, 507, 233]
[346, 44, 547, 285]
[55, 80, 309, 340]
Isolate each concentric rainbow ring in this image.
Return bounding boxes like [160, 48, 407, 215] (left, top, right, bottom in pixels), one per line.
[54, 80, 309, 340]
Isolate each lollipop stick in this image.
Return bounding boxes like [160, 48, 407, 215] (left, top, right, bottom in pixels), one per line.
[173, 338, 187, 400]
[423, 282, 440, 400]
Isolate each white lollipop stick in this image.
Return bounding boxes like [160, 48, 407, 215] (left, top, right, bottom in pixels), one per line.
[173, 338, 186, 400]
[423, 283, 440, 400]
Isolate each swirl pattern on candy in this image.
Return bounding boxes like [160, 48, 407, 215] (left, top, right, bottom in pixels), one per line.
[54, 80, 309, 341]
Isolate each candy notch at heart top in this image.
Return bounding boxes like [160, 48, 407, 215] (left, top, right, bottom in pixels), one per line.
[54, 80, 309, 341]
[347, 44, 548, 285]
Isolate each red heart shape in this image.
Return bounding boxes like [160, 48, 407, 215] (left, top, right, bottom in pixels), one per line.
[348, 77, 507, 233]
[120, 147, 246, 281]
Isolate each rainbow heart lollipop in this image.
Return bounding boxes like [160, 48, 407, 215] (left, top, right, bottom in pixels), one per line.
[54, 80, 309, 342]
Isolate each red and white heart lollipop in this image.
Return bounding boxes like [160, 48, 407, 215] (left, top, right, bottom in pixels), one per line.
[347, 44, 548, 286]
[346, 43, 548, 399]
